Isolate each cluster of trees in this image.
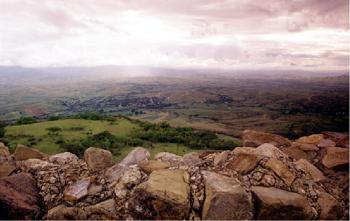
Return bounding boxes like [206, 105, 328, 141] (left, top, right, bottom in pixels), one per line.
[134, 121, 236, 150]
[16, 116, 37, 125]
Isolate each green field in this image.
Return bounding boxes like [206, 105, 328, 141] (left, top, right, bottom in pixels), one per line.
[3, 117, 195, 161]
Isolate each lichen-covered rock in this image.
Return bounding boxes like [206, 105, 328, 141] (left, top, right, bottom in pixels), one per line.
[296, 134, 324, 145]
[119, 147, 150, 167]
[233, 143, 287, 159]
[226, 153, 259, 174]
[283, 146, 308, 160]
[46, 199, 118, 220]
[128, 169, 190, 219]
[213, 151, 230, 167]
[294, 159, 326, 182]
[0, 173, 42, 219]
[292, 141, 319, 151]
[14, 144, 46, 161]
[63, 179, 91, 203]
[154, 152, 183, 166]
[317, 192, 343, 220]
[202, 171, 253, 220]
[183, 152, 202, 165]
[0, 142, 10, 160]
[252, 186, 313, 220]
[265, 158, 295, 186]
[0, 160, 16, 177]
[104, 164, 126, 186]
[84, 147, 113, 171]
[49, 152, 79, 165]
[242, 129, 291, 147]
[322, 146, 349, 169]
[322, 131, 349, 148]
[139, 160, 170, 174]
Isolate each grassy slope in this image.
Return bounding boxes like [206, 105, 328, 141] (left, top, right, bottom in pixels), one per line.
[4, 117, 194, 161]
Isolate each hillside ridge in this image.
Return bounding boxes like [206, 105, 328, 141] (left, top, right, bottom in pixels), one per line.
[0, 129, 348, 220]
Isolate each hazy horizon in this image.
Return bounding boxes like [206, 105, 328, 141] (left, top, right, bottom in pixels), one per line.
[0, 0, 349, 72]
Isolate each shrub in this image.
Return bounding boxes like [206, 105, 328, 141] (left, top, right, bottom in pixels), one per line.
[16, 116, 37, 125]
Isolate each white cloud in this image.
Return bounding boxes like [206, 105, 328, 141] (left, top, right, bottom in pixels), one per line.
[0, 0, 348, 71]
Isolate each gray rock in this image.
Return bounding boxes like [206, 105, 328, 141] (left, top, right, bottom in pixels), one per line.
[119, 147, 150, 167]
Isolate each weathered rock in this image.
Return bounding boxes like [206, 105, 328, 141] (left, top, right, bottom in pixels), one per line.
[119, 147, 150, 167]
[317, 139, 336, 148]
[294, 159, 326, 182]
[213, 151, 230, 167]
[104, 164, 126, 186]
[296, 134, 324, 145]
[14, 144, 46, 161]
[265, 158, 295, 186]
[322, 131, 349, 148]
[114, 166, 142, 198]
[226, 153, 259, 174]
[84, 199, 118, 220]
[292, 141, 319, 151]
[0, 160, 16, 177]
[317, 192, 343, 220]
[252, 186, 313, 220]
[154, 152, 183, 166]
[18, 158, 52, 171]
[47, 199, 118, 220]
[84, 147, 113, 171]
[322, 146, 349, 169]
[49, 152, 79, 165]
[0, 173, 42, 219]
[128, 169, 190, 219]
[0, 142, 10, 160]
[139, 160, 170, 174]
[183, 152, 202, 165]
[233, 143, 287, 159]
[283, 146, 308, 160]
[242, 129, 291, 147]
[202, 171, 253, 220]
[63, 179, 91, 203]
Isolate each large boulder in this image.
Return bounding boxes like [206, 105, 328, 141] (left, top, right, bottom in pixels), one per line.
[49, 152, 79, 165]
[47, 199, 118, 220]
[128, 169, 190, 219]
[283, 146, 308, 160]
[226, 153, 260, 174]
[322, 131, 349, 148]
[296, 134, 324, 145]
[233, 143, 287, 159]
[119, 147, 150, 167]
[242, 130, 291, 147]
[202, 171, 253, 220]
[13, 144, 46, 161]
[265, 158, 295, 186]
[154, 152, 183, 166]
[139, 160, 170, 174]
[0, 173, 42, 219]
[294, 159, 326, 182]
[84, 147, 113, 171]
[321, 146, 349, 169]
[317, 192, 343, 220]
[252, 186, 313, 220]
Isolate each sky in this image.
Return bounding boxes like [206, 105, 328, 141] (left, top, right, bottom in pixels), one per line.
[0, 0, 348, 71]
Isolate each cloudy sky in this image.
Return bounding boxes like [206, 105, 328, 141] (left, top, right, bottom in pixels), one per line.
[0, 0, 348, 71]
